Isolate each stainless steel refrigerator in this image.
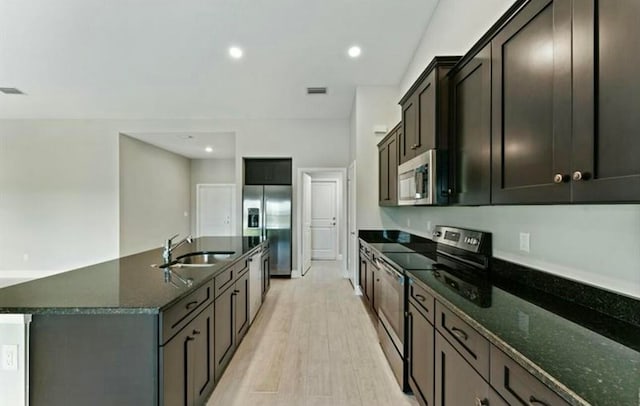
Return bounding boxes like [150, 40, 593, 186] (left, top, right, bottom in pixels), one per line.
[242, 185, 292, 276]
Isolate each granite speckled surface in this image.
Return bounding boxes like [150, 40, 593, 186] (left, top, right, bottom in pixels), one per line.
[0, 236, 263, 315]
[360, 231, 640, 406]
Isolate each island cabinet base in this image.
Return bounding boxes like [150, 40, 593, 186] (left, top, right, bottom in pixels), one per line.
[29, 313, 159, 406]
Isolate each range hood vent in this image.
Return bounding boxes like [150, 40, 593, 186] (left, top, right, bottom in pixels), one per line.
[306, 87, 327, 95]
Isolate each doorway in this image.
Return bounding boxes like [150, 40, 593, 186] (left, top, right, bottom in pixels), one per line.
[196, 184, 236, 237]
[297, 168, 347, 277]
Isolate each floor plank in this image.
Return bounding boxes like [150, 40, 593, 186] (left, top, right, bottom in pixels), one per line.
[207, 261, 418, 406]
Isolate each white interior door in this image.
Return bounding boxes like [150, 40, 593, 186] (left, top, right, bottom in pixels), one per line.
[197, 184, 236, 237]
[348, 162, 357, 285]
[302, 173, 313, 275]
[311, 180, 337, 260]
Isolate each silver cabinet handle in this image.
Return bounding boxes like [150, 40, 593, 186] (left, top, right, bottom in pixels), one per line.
[553, 173, 566, 184]
[572, 171, 583, 181]
[451, 327, 468, 341]
[475, 398, 489, 406]
[529, 396, 550, 406]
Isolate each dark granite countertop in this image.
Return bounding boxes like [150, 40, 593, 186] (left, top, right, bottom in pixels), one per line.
[359, 230, 640, 406]
[0, 237, 264, 315]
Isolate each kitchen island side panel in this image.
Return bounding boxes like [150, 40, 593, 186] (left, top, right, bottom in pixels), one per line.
[29, 313, 158, 406]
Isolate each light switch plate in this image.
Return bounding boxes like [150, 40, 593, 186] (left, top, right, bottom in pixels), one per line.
[2, 344, 18, 371]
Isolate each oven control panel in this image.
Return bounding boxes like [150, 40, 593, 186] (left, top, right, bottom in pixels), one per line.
[432, 226, 491, 254]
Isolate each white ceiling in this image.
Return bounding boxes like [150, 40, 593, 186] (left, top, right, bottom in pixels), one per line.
[124, 131, 235, 159]
[0, 0, 438, 120]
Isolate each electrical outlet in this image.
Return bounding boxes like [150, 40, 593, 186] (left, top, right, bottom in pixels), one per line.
[519, 232, 530, 253]
[22, 253, 29, 262]
[2, 344, 18, 371]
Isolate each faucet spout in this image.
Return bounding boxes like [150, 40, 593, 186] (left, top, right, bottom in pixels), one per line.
[162, 234, 193, 264]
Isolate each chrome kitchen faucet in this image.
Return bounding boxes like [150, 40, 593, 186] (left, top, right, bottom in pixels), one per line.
[162, 234, 193, 264]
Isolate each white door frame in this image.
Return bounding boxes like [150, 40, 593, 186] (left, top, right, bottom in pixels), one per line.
[296, 167, 347, 277]
[348, 160, 358, 289]
[196, 183, 237, 237]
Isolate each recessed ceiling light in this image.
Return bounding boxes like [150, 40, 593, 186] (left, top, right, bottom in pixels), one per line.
[348, 46, 361, 58]
[205, 146, 213, 153]
[229, 46, 243, 59]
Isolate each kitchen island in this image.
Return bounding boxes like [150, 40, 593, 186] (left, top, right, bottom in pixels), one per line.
[0, 236, 267, 406]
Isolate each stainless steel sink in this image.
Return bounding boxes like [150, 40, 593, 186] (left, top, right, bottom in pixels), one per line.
[176, 251, 235, 267]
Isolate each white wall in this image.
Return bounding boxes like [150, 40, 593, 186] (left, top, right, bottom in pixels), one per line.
[0, 118, 348, 281]
[349, 0, 640, 299]
[0, 120, 119, 284]
[119, 135, 191, 257]
[352, 87, 401, 228]
[189, 158, 236, 234]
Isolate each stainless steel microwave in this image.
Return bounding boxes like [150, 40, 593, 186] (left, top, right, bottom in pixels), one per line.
[398, 149, 442, 205]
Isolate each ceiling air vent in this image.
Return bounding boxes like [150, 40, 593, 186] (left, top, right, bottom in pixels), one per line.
[306, 87, 327, 95]
[0, 87, 24, 95]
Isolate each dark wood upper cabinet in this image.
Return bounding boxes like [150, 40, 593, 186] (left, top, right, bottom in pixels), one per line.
[378, 124, 400, 206]
[572, 0, 640, 202]
[399, 57, 459, 166]
[491, 0, 573, 204]
[450, 44, 492, 205]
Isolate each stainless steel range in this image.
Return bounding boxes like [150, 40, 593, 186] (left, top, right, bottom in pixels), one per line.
[372, 225, 492, 391]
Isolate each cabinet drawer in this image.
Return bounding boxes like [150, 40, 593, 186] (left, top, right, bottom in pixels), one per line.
[491, 346, 570, 406]
[435, 300, 489, 378]
[160, 280, 214, 344]
[409, 279, 434, 324]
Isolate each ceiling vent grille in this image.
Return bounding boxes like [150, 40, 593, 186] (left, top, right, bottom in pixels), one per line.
[0, 87, 24, 95]
[306, 87, 327, 95]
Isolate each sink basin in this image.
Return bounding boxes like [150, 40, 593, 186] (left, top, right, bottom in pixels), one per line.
[176, 251, 235, 267]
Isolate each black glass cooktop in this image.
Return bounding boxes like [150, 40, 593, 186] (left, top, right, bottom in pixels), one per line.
[368, 243, 415, 253]
[383, 252, 438, 270]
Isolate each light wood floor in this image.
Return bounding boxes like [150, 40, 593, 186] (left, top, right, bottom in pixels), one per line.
[207, 261, 419, 406]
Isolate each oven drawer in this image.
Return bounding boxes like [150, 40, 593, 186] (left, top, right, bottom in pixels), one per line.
[491, 346, 570, 406]
[408, 278, 434, 324]
[435, 300, 489, 379]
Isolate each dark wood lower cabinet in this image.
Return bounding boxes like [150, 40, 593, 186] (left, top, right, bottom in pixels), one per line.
[365, 258, 377, 310]
[434, 332, 507, 406]
[262, 249, 270, 298]
[214, 285, 235, 382]
[408, 302, 434, 406]
[235, 270, 250, 343]
[161, 304, 215, 406]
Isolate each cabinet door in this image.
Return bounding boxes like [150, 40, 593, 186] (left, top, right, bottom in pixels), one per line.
[361, 258, 369, 304]
[161, 323, 192, 406]
[408, 302, 434, 406]
[214, 286, 235, 381]
[366, 260, 376, 310]
[401, 96, 418, 164]
[379, 141, 390, 204]
[191, 304, 215, 406]
[388, 133, 398, 205]
[435, 332, 507, 406]
[235, 270, 250, 343]
[491, 0, 572, 204]
[572, 0, 640, 202]
[451, 45, 492, 205]
[415, 71, 437, 156]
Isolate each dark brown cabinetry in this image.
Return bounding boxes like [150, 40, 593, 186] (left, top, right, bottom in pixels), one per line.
[399, 57, 459, 165]
[449, 44, 492, 205]
[214, 262, 250, 381]
[435, 332, 507, 406]
[572, 0, 640, 202]
[244, 158, 292, 185]
[358, 242, 379, 313]
[408, 298, 434, 406]
[378, 124, 400, 206]
[491, 0, 573, 204]
[161, 304, 215, 406]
